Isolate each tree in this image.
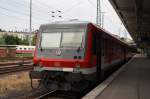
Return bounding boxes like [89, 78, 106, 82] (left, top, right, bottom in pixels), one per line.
[2, 34, 31, 45]
[3, 34, 21, 45]
[32, 34, 36, 45]
[0, 37, 5, 45]
[21, 39, 29, 45]
[0, 29, 6, 32]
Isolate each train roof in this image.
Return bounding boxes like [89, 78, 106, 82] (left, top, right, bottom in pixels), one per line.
[91, 23, 135, 48]
[41, 20, 89, 25]
[39, 21, 89, 30]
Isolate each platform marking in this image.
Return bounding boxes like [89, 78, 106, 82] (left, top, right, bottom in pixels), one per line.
[82, 55, 136, 99]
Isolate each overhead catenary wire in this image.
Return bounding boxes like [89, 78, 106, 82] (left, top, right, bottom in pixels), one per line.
[0, 0, 57, 31]
[10, 0, 30, 7]
[0, 0, 86, 23]
[0, 12, 46, 32]
[87, 0, 97, 8]
[63, 0, 84, 14]
[2, 0, 49, 15]
[0, 5, 50, 22]
[0, 6, 28, 16]
[34, 0, 56, 10]
[0, 0, 55, 21]
[0, 11, 47, 25]
[0, 11, 28, 21]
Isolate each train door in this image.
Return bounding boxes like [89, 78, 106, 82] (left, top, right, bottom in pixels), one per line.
[95, 33, 102, 82]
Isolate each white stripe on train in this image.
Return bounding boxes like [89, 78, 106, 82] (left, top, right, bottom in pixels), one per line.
[34, 66, 96, 74]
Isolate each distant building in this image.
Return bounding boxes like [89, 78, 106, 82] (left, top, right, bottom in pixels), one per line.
[0, 31, 35, 40]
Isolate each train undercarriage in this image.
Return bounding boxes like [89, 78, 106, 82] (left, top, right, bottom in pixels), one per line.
[30, 69, 96, 91]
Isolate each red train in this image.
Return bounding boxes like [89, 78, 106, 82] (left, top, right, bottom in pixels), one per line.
[16, 45, 35, 53]
[30, 21, 136, 90]
[16, 45, 35, 57]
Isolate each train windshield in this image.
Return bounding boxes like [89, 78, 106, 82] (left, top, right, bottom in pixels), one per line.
[61, 32, 84, 47]
[41, 33, 61, 48]
[41, 30, 85, 48]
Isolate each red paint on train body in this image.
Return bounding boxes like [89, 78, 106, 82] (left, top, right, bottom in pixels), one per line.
[33, 22, 135, 70]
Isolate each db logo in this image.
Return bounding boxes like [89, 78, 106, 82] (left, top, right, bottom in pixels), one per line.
[54, 62, 60, 67]
[56, 49, 61, 56]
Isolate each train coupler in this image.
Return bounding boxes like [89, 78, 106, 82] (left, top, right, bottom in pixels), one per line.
[29, 70, 42, 79]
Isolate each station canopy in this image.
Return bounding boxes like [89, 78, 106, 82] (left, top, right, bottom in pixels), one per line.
[109, 0, 150, 48]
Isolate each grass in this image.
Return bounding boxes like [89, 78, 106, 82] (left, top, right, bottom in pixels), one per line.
[0, 72, 31, 98]
[16, 53, 33, 57]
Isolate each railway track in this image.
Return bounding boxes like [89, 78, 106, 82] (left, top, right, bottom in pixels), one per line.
[34, 90, 81, 99]
[0, 61, 33, 74]
[35, 89, 58, 99]
[29, 80, 96, 99]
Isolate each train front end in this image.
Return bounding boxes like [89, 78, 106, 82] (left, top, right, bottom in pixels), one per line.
[30, 22, 94, 90]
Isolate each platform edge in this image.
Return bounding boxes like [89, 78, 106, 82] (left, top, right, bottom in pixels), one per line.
[82, 55, 136, 99]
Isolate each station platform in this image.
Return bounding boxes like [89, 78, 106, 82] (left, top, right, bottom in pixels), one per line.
[83, 54, 150, 99]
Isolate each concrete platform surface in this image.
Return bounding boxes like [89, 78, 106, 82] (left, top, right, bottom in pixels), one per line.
[96, 54, 150, 99]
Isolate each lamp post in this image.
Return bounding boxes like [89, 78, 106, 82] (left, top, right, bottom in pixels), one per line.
[29, 0, 32, 46]
[101, 12, 105, 28]
[97, 0, 101, 27]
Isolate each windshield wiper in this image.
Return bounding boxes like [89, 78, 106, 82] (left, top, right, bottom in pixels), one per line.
[77, 46, 81, 53]
[40, 47, 43, 52]
[77, 36, 83, 53]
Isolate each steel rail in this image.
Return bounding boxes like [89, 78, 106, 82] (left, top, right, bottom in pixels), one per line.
[35, 89, 57, 99]
[0, 62, 33, 74]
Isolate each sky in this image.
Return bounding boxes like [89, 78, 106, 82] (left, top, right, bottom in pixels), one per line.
[0, 0, 131, 39]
